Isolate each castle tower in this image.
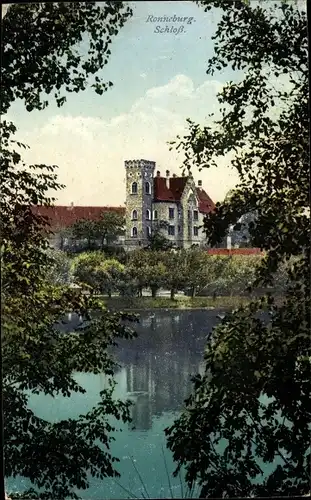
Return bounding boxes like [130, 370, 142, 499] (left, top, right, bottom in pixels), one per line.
[125, 159, 155, 248]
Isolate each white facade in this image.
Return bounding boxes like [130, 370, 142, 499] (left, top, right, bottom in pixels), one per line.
[125, 159, 211, 250]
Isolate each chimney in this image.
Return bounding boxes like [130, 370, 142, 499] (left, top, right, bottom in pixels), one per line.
[156, 170, 160, 177]
[198, 180, 202, 188]
[165, 170, 170, 189]
[172, 173, 177, 178]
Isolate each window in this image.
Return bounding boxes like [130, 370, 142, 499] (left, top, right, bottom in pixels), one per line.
[168, 225, 175, 236]
[188, 209, 191, 219]
[132, 209, 138, 220]
[146, 209, 151, 220]
[169, 208, 175, 220]
[146, 226, 151, 238]
[178, 225, 181, 234]
[131, 182, 137, 194]
[145, 182, 151, 195]
[194, 226, 199, 237]
[132, 227, 138, 238]
[193, 210, 199, 221]
[153, 210, 158, 220]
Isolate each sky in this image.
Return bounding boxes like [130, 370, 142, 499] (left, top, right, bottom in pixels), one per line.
[3, 1, 304, 207]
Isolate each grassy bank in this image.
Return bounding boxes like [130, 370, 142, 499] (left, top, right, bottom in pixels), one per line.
[100, 295, 252, 310]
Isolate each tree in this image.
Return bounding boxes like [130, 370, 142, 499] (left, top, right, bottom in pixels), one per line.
[215, 255, 259, 296]
[183, 248, 210, 298]
[166, 0, 309, 497]
[57, 225, 75, 251]
[71, 219, 99, 250]
[2, 3, 136, 499]
[2, 2, 132, 114]
[1, 123, 139, 500]
[96, 258, 125, 298]
[68, 212, 125, 251]
[146, 221, 173, 251]
[127, 250, 167, 298]
[96, 211, 125, 249]
[71, 251, 106, 292]
[44, 248, 73, 286]
[162, 250, 189, 300]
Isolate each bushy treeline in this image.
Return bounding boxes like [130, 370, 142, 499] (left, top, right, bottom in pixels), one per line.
[46, 247, 291, 299]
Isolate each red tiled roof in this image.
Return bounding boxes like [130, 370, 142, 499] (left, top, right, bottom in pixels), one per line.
[207, 248, 264, 255]
[31, 205, 125, 230]
[153, 176, 215, 214]
[154, 176, 188, 201]
[168, 176, 189, 201]
[196, 187, 216, 214]
[154, 177, 177, 201]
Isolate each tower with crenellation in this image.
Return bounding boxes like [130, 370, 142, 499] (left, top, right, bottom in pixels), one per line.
[124, 159, 155, 249]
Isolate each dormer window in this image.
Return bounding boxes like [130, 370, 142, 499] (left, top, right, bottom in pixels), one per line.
[132, 227, 138, 238]
[132, 209, 138, 220]
[131, 182, 138, 194]
[193, 210, 199, 221]
[146, 209, 151, 220]
[145, 181, 151, 195]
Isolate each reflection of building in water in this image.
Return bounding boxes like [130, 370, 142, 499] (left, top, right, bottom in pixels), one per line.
[118, 311, 212, 431]
[131, 393, 152, 431]
[124, 350, 203, 430]
[126, 356, 155, 431]
[152, 352, 199, 416]
[126, 356, 155, 395]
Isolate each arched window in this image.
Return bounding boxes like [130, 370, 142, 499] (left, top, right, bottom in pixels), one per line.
[132, 227, 138, 238]
[131, 182, 138, 194]
[146, 209, 151, 220]
[132, 209, 138, 220]
[188, 192, 197, 207]
[145, 181, 151, 195]
[146, 226, 151, 238]
[153, 210, 158, 220]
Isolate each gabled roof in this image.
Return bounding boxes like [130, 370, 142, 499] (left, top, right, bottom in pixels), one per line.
[153, 176, 188, 202]
[153, 176, 215, 214]
[196, 187, 216, 214]
[31, 205, 125, 230]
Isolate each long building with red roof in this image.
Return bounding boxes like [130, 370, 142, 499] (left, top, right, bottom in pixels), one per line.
[32, 205, 125, 231]
[33, 159, 217, 249]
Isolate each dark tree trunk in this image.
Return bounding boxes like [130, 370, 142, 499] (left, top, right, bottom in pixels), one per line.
[191, 286, 196, 298]
[151, 286, 157, 298]
[170, 288, 175, 300]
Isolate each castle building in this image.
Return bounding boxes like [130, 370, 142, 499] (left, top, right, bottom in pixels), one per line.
[32, 159, 216, 250]
[124, 159, 215, 249]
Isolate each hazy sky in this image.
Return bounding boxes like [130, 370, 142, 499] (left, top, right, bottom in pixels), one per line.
[3, 1, 300, 207]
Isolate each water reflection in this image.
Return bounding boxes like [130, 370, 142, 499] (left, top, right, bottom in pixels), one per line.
[8, 309, 222, 499]
[111, 309, 218, 431]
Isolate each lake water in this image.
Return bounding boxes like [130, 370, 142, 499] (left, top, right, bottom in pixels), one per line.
[6, 308, 279, 499]
[7, 309, 224, 499]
